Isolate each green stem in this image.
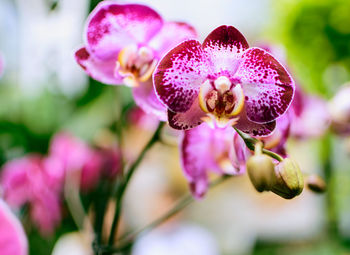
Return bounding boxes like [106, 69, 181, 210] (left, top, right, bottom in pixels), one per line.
[234, 127, 283, 162]
[99, 175, 230, 254]
[321, 133, 338, 239]
[108, 122, 165, 245]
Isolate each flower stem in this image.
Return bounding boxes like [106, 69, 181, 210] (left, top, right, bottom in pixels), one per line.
[99, 175, 230, 254]
[107, 122, 165, 245]
[234, 127, 283, 162]
[321, 133, 339, 239]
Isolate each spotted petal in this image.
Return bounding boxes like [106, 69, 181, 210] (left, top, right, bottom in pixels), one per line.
[148, 22, 197, 58]
[234, 109, 276, 136]
[202, 25, 249, 75]
[75, 47, 123, 85]
[154, 40, 210, 113]
[168, 98, 205, 130]
[235, 47, 294, 123]
[132, 80, 167, 121]
[0, 200, 28, 255]
[85, 2, 163, 60]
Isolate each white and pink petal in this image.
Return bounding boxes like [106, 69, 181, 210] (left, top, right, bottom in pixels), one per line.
[75, 47, 123, 85]
[85, 2, 163, 61]
[202, 25, 249, 76]
[154, 40, 210, 113]
[235, 47, 294, 123]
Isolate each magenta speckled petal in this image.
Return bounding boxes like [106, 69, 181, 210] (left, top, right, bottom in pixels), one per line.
[167, 98, 205, 130]
[154, 40, 210, 113]
[0, 200, 28, 255]
[85, 2, 163, 60]
[148, 22, 197, 58]
[235, 47, 294, 123]
[234, 110, 276, 136]
[202, 25, 248, 75]
[132, 81, 167, 121]
[75, 47, 123, 85]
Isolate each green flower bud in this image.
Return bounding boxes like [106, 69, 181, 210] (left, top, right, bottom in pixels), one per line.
[246, 154, 275, 192]
[306, 174, 326, 193]
[270, 158, 304, 199]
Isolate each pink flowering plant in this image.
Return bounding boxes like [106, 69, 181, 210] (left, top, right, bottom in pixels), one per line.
[3, 1, 349, 255]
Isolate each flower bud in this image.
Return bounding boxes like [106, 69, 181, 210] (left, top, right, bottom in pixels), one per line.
[270, 158, 304, 199]
[246, 154, 275, 192]
[306, 174, 326, 193]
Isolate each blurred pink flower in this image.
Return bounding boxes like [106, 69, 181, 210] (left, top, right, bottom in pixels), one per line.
[75, 2, 197, 120]
[0, 199, 28, 255]
[49, 132, 101, 191]
[1, 155, 62, 235]
[49, 132, 122, 191]
[289, 86, 330, 138]
[180, 124, 246, 199]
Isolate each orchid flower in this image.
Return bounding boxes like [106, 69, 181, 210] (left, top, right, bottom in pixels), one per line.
[0, 200, 28, 255]
[180, 124, 247, 199]
[75, 1, 197, 120]
[1, 155, 62, 235]
[154, 25, 294, 136]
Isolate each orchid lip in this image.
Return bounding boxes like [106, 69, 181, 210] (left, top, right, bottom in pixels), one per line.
[116, 45, 157, 87]
[198, 76, 245, 122]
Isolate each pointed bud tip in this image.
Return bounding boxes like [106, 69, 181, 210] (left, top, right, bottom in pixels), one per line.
[271, 158, 304, 199]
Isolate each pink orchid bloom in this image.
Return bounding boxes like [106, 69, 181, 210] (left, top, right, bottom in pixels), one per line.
[1, 155, 62, 235]
[75, 1, 197, 120]
[0, 199, 28, 255]
[289, 86, 330, 138]
[328, 84, 350, 135]
[180, 124, 247, 199]
[154, 25, 294, 136]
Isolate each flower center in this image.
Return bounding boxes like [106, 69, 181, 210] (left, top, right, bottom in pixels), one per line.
[199, 76, 244, 121]
[117, 45, 157, 87]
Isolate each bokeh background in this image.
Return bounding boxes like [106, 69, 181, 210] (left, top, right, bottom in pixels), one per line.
[1, 0, 350, 254]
